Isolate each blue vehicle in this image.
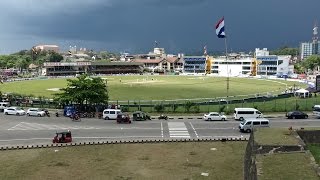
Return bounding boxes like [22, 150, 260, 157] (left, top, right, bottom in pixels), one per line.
[64, 106, 76, 117]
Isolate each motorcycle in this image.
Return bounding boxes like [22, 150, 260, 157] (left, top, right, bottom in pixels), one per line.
[44, 109, 50, 117]
[70, 113, 81, 122]
[158, 114, 168, 120]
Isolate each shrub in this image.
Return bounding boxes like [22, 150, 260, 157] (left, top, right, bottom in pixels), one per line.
[185, 101, 195, 112]
[154, 104, 165, 112]
[193, 105, 200, 113]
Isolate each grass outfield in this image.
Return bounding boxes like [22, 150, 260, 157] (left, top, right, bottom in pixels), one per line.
[0, 142, 245, 180]
[0, 76, 304, 101]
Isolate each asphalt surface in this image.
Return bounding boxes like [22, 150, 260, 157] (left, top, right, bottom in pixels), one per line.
[0, 113, 319, 147]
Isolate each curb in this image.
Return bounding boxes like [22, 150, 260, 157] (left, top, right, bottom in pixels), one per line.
[0, 137, 249, 151]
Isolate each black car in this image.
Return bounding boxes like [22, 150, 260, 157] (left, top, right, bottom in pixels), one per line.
[286, 111, 308, 119]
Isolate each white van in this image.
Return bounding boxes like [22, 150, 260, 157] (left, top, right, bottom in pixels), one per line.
[103, 109, 122, 120]
[312, 105, 320, 118]
[238, 118, 270, 133]
[0, 102, 10, 112]
[234, 108, 263, 121]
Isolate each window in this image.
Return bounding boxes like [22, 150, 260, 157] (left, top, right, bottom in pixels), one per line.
[238, 111, 254, 114]
[253, 121, 260, 125]
[245, 121, 252, 125]
[261, 121, 269, 125]
[110, 111, 115, 114]
[256, 111, 261, 114]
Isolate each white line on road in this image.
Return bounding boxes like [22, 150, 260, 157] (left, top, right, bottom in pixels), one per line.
[194, 127, 236, 130]
[160, 122, 163, 138]
[168, 122, 190, 138]
[0, 136, 163, 142]
[189, 122, 198, 138]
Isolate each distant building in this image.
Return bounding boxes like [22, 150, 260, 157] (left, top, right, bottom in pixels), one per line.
[300, 23, 320, 60]
[183, 56, 207, 73]
[300, 42, 320, 60]
[42, 61, 143, 76]
[35, 45, 59, 53]
[183, 49, 293, 77]
[255, 48, 293, 76]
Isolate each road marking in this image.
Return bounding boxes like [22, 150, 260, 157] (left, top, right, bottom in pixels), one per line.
[189, 122, 198, 138]
[199, 135, 247, 138]
[194, 127, 236, 130]
[168, 122, 190, 138]
[0, 136, 163, 142]
[160, 122, 163, 138]
[8, 122, 101, 131]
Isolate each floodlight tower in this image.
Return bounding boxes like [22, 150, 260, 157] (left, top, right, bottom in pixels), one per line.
[312, 21, 319, 55]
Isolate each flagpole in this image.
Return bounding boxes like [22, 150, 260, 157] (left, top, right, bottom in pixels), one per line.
[225, 37, 229, 100]
[216, 16, 229, 110]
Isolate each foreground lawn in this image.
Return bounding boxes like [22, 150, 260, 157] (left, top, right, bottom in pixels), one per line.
[0, 142, 245, 180]
[256, 153, 318, 180]
[307, 144, 320, 165]
[254, 128, 301, 145]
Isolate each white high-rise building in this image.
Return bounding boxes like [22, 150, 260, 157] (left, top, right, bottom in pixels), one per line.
[300, 42, 320, 60]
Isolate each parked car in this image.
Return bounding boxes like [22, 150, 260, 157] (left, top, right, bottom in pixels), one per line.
[27, 108, 46, 117]
[286, 111, 308, 119]
[0, 102, 10, 112]
[203, 112, 227, 121]
[4, 107, 26, 116]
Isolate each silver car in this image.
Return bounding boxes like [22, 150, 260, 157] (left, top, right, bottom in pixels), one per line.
[4, 107, 26, 116]
[203, 112, 227, 121]
[26, 108, 46, 117]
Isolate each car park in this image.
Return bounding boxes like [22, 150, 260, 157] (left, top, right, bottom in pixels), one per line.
[4, 107, 26, 116]
[203, 112, 227, 121]
[286, 111, 308, 119]
[27, 108, 46, 117]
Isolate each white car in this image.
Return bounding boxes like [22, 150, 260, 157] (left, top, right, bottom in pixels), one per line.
[203, 112, 227, 121]
[4, 107, 26, 116]
[26, 108, 46, 117]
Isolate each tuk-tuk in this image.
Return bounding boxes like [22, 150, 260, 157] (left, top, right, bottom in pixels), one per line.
[117, 113, 131, 124]
[132, 111, 151, 121]
[52, 131, 72, 143]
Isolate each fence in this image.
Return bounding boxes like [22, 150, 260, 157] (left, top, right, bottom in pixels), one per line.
[111, 94, 320, 113]
[4, 91, 320, 113]
[243, 131, 257, 180]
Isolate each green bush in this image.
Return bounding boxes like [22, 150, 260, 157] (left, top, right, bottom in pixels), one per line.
[185, 101, 195, 112]
[154, 104, 165, 112]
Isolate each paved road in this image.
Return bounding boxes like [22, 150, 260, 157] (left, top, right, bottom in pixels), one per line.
[0, 114, 319, 147]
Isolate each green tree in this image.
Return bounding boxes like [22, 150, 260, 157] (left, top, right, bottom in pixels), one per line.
[99, 51, 108, 59]
[48, 52, 63, 62]
[302, 55, 320, 71]
[55, 74, 109, 109]
[270, 46, 299, 56]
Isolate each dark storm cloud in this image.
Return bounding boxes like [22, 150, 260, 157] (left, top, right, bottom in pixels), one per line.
[0, 0, 319, 54]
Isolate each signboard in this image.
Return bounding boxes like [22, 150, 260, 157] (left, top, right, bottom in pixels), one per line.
[44, 62, 91, 67]
[316, 75, 320, 91]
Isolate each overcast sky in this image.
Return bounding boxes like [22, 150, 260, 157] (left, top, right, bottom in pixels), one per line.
[0, 0, 319, 54]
